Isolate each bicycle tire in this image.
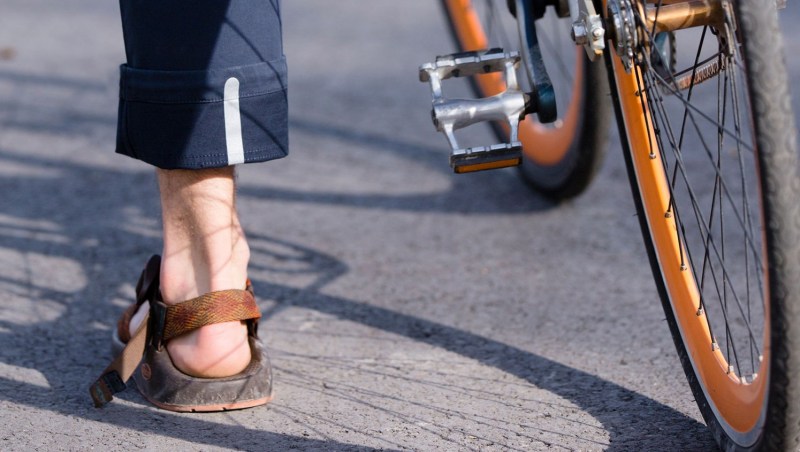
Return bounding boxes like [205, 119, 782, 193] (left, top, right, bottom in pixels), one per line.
[439, 0, 610, 200]
[602, 0, 800, 449]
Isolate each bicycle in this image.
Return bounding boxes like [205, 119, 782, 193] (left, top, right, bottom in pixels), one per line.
[419, 1, 799, 450]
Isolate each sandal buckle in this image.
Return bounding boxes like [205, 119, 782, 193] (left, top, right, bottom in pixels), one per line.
[149, 301, 168, 350]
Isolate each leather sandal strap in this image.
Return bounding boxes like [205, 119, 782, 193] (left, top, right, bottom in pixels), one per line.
[116, 255, 161, 343]
[90, 311, 149, 407]
[90, 288, 260, 408]
[91, 256, 161, 407]
[160, 289, 261, 343]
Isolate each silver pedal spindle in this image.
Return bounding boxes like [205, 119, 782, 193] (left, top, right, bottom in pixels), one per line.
[419, 49, 528, 174]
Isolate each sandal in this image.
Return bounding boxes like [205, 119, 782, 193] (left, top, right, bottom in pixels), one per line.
[90, 255, 273, 412]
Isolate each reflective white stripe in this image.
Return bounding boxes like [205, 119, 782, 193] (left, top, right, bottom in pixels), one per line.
[223, 77, 245, 165]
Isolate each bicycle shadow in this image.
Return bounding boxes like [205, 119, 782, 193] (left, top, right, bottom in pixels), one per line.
[0, 53, 715, 449]
[0, 147, 385, 450]
[0, 146, 715, 450]
[247, 233, 718, 451]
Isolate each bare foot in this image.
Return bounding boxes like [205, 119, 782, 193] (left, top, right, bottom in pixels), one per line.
[128, 301, 251, 379]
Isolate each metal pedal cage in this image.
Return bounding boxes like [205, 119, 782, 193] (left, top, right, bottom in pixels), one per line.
[419, 49, 528, 173]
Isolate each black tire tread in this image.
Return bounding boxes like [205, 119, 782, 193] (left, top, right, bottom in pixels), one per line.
[735, 1, 800, 450]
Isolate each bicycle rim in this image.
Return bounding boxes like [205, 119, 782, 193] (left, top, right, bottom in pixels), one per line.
[441, 0, 608, 198]
[603, 0, 798, 447]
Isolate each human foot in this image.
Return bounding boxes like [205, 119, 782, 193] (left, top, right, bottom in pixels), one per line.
[93, 254, 273, 411]
[127, 297, 251, 379]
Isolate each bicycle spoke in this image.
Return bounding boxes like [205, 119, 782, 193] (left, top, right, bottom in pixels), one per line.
[641, 66, 757, 366]
[730, 61, 763, 373]
[653, 68, 764, 268]
[627, 2, 768, 376]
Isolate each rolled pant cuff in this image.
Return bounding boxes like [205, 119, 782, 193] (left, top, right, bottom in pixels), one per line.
[115, 58, 288, 169]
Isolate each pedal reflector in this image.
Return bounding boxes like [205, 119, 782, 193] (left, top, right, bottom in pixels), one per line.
[451, 143, 523, 174]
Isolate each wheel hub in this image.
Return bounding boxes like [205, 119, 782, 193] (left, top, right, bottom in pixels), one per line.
[607, 0, 639, 72]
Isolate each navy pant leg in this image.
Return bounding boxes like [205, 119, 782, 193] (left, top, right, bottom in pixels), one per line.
[116, 0, 288, 169]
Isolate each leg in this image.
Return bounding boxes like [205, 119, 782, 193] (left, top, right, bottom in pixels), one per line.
[129, 167, 251, 378]
[118, 1, 287, 377]
[91, 1, 288, 410]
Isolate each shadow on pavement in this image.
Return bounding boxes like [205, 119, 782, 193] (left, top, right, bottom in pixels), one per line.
[0, 67, 715, 450]
[239, 116, 557, 215]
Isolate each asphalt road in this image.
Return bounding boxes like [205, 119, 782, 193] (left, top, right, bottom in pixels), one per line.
[0, 1, 798, 451]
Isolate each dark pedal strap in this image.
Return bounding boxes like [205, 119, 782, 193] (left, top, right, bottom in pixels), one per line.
[89, 312, 149, 407]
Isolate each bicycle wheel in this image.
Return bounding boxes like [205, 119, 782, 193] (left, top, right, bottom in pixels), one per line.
[440, 0, 610, 200]
[603, 0, 800, 449]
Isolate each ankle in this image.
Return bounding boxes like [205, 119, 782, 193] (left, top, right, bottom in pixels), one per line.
[159, 240, 250, 304]
[156, 166, 251, 303]
[150, 167, 254, 378]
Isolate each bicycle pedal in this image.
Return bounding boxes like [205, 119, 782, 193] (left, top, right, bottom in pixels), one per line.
[419, 49, 529, 174]
[451, 142, 523, 174]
